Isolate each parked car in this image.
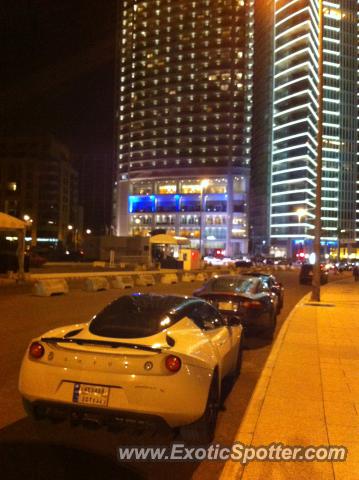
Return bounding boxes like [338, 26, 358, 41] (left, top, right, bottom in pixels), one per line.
[242, 271, 284, 312]
[194, 275, 278, 339]
[19, 294, 243, 443]
[235, 260, 253, 268]
[28, 252, 47, 268]
[299, 264, 328, 285]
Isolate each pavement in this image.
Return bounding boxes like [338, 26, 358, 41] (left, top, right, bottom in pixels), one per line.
[0, 269, 308, 480]
[221, 276, 359, 480]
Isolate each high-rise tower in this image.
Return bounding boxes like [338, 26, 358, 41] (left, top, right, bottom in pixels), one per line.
[114, 0, 254, 256]
[268, 0, 358, 257]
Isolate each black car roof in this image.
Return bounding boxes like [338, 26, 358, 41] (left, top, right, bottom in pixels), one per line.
[206, 275, 260, 288]
[242, 271, 271, 278]
[111, 293, 203, 310]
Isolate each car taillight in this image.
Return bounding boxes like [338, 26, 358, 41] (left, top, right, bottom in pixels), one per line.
[29, 342, 45, 359]
[242, 300, 262, 310]
[165, 355, 181, 373]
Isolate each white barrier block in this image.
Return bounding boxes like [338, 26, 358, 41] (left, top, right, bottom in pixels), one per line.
[93, 261, 106, 268]
[33, 279, 69, 297]
[161, 273, 178, 284]
[84, 277, 110, 292]
[182, 272, 196, 282]
[135, 274, 156, 287]
[195, 272, 207, 282]
[112, 275, 134, 289]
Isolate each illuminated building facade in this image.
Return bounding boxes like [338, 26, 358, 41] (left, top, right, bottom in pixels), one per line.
[269, 0, 359, 257]
[0, 136, 82, 245]
[114, 0, 254, 256]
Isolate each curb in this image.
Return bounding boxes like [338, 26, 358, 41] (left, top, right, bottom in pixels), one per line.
[220, 290, 312, 480]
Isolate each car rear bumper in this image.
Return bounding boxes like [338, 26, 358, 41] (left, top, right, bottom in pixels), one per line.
[222, 311, 272, 335]
[23, 398, 169, 429]
[19, 357, 212, 428]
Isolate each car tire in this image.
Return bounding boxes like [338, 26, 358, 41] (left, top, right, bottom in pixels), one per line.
[180, 371, 219, 444]
[229, 336, 243, 382]
[22, 397, 42, 420]
[264, 312, 276, 340]
[279, 295, 284, 312]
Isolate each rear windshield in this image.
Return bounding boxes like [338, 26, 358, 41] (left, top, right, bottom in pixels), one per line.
[209, 277, 256, 293]
[89, 295, 185, 339]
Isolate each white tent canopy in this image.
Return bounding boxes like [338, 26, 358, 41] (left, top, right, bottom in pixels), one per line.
[150, 234, 190, 246]
[0, 212, 26, 279]
[0, 212, 26, 230]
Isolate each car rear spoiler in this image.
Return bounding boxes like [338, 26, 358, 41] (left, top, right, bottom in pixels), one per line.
[200, 292, 250, 299]
[41, 336, 165, 353]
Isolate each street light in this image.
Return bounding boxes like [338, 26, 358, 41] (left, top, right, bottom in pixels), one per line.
[199, 179, 209, 257]
[86, 229, 92, 235]
[23, 215, 34, 245]
[296, 208, 308, 224]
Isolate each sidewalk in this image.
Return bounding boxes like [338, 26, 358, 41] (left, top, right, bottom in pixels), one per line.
[221, 277, 359, 480]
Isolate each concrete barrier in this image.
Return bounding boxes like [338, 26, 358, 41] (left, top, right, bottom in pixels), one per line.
[182, 272, 196, 282]
[161, 273, 178, 285]
[33, 279, 69, 297]
[92, 261, 106, 268]
[84, 277, 110, 292]
[195, 272, 208, 282]
[135, 274, 156, 287]
[112, 275, 134, 289]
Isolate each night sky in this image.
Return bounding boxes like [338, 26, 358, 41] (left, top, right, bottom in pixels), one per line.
[0, 0, 117, 155]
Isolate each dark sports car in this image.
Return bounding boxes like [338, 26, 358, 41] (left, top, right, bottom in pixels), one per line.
[241, 271, 284, 312]
[193, 275, 278, 339]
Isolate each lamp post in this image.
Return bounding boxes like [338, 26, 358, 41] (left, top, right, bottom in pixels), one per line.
[311, 0, 324, 302]
[296, 208, 308, 258]
[23, 214, 34, 245]
[199, 179, 209, 257]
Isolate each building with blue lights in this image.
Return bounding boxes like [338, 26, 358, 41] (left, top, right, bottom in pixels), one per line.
[114, 0, 254, 256]
[252, 0, 359, 258]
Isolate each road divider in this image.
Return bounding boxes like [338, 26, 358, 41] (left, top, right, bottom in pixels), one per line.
[33, 279, 69, 297]
[196, 272, 208, 282]
[161, 273, 179, 285]
[112, 275, 135, 289]
[84, 277, 110, 292]
[135, 274, 156, 287]
[182, 272, 196, 283]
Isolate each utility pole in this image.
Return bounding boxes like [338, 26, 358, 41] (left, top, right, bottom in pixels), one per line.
[311, 0, 324, 302]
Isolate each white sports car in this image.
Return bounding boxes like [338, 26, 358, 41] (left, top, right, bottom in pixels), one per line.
[19, 294, 243, 443]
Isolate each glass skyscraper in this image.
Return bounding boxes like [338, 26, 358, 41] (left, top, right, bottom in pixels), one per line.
[114, 0, 254, 256]
[268, 0, 358, 257]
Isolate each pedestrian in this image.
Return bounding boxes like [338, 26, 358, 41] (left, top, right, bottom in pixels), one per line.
[353, 265, 359, 282]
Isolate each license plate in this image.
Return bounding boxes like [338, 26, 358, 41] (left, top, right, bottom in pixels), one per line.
[219, 301, 235, 311]
[72, 383, 109, 407]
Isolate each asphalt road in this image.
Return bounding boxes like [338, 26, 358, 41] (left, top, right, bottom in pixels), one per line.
[0, 270, 320, 479]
